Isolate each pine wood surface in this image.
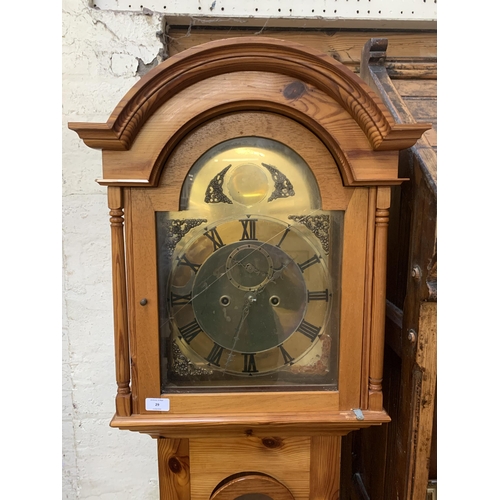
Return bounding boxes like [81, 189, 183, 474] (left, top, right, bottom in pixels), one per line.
[190, 437, 309, 499]
[337, 188, 367, 411]
[110, 410, 390, 439]
[68, 37, 430, 157]
[310, 436, 341, 500]
[107, 186, 131, 416]
[96, 70, 403, 187]
[211, 474, 296, 500]
[158, 438, 190, 500]
[359, 188, 376, 409]
[368, 187, 391, 411]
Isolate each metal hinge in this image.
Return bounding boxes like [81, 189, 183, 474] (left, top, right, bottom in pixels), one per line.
[352, 408, 364, 420]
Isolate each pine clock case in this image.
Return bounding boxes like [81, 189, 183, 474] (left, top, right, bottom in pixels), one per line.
[69, 37, 430, 440]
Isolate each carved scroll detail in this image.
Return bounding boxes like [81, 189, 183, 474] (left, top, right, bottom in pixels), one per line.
[262, 162, 295, 202]
[205, 164, 233, 204]
[162, 219, 207, 258]
[288, 214, 330, 254]
[172, 343, 213, 376]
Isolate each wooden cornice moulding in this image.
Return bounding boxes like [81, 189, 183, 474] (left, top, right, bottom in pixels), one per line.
[68, 37, 430, 153]
[110, 410, 391, 439]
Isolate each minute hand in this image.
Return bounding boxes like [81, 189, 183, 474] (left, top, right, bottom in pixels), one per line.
[224, 293, 256, 371]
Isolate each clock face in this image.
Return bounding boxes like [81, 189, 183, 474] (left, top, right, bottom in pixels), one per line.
[169, 216, 330, 376]
[156, 137, 343, 391]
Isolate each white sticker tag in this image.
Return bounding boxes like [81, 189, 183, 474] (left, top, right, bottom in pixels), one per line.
[145, 398, 170, 411]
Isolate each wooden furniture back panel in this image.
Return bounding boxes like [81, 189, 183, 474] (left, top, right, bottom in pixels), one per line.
[393, 79, 437, 151]
[167, 29, 437, 74]
[341, 36, 437, 500]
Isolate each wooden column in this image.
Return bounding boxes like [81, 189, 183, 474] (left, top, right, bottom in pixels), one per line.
[108, 186, 131, 416]
[369, 187, 391, 411]
[361, 187, 377, 408]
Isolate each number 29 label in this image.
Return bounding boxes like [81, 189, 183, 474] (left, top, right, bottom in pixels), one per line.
[145, 398, 170, 411]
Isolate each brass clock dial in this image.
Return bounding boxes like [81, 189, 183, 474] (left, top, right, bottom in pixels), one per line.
[169, 216, 330, 376]
[156, 136, 343, 391]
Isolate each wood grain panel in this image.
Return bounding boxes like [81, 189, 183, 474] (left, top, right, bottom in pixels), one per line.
[110, 410, 390, 439]
[189, 436, 310, 500]
[167, 30, 437, 73]
[100, 71, 402, 187]
[69, 37, 430, 156]
[211, 474, 295, 500]
[149, 392, 339, 416]
[158, 438, 190, 500]
[360, 187, 376, 409]
[368, 187, 391, 411]
[338, 189, 368, 410]
[407, 302, 437, 500]
[129, 189, 161, 412]
[392, 80, 437, 98]
[108, 186, 131, 416]
[310, 436, 341, 500]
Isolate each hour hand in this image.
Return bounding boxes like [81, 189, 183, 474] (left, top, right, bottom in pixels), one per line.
[236, 260, 267, 276]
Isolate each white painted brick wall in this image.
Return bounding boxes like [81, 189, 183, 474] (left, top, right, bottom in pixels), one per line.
[62, 0, 163, 498]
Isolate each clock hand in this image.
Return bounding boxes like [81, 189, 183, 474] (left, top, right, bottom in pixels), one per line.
[235, 260, 268, 276]
[223, 292, 257, 371]
[233, 292, 256, 338]
[224, 260, 291, 370]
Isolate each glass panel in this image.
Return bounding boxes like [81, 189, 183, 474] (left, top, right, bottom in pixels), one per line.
[157, 137, 343, 393]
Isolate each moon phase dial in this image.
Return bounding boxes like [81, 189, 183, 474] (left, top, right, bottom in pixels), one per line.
[168, 216, 331, 376]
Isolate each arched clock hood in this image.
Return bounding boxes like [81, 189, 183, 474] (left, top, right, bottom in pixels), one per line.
[69, 37, 430, 187]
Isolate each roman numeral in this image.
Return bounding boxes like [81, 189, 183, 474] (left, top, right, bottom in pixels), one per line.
[177, 254, 201, 274]
[242, 353, 258, 373]
[178, 320, 202, 344]
[206, 343, 224, 366]
[204, 227, 225, 251]
[275, 226, 290, 248]
[307, 289, 329, 302]
[298, 254, 320, 273]
[170, 291, 192, 305]
[297, 320, 321, 341]
[279, 344, 294, 365]
[239, 218, 258, 240]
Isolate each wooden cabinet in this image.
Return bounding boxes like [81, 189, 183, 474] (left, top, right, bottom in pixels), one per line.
[340, 38, 437, 500]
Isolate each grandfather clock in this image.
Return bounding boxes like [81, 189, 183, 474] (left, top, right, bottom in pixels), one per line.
[69, 37, 430, 499]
